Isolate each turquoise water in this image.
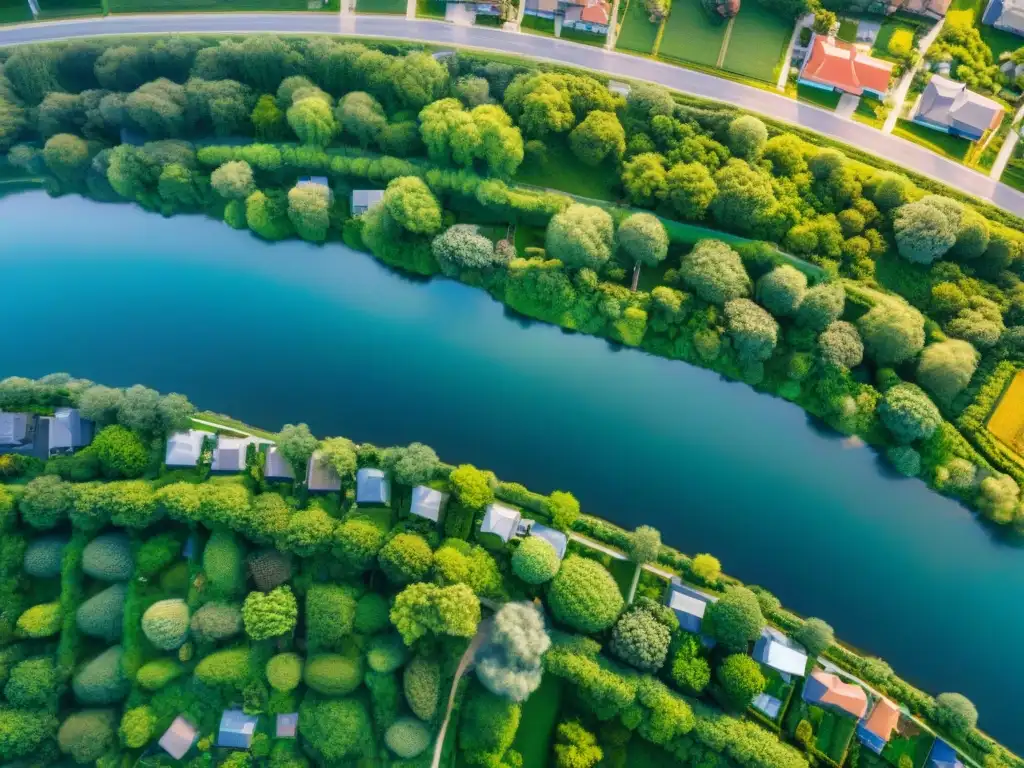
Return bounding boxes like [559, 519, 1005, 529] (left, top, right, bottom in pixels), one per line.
[2, 192, 1022, 750]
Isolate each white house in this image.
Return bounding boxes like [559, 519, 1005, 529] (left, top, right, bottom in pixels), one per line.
[409, 485, 447, 523]
[480, 503, 521, 542]
[306, 451, 341, 492]
[752, 626, 808, 678]
[165, 430, 214, 468]
[356, 468, 391, 505]
[211, 436, 253, 473]
[351, 189, 385, 216]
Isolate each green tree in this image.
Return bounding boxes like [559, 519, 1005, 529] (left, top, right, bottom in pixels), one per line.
[459, 685, 522, 766]
[319, 436, 357, 479]
[91, 424, 149, 478]
[77, 384, 125, 425]
[390, 51, 449, 110]
[20, 475, 73, 530]
[621, 152, 668, 207]
[609, 603, 672, 671]
[450, 464, 494, 509]
[475, 602, 550, 702]
[43, 133, 90, 182]
[251, 94, 286, 140]
[691, 553, 721, 584]
[141, 599, 190, 650]
[503, 73, 575, 137]
[433, 225, 500, 276]
[893, 200, 957, 264]
[934, 692, 978, 735]
[664, 161, 717, 220]
[616, 213, 668, 268]
[287, 95, 337, 147]
[703, 586, 764, 652]
[793, 617, 834, 657]
[917, 339, 979, 406]
[386, 442, 441, 486]
[384, 176, 442, 235]
[764, 133, 807, 176]
[797, 282, 845, 331]
[5, 658, 58, 710]
[299, 697, 372, 763]
[680, 239, 751, 304]
[545, 490, 580, 531]
[725, 298, 779, 364]
[512, 536, 560, 584]
[119, 706, 157, 749]
[334, 516, 388, 571]
[306, 583, 357, 650]
[337, 91, 386, 148]
[818, 321, 864, 370]
[857, 298, 925, 365]
[671, 634, 711, 694]
[727, 116, 768, 160]
[378, 533, 433, 584]
[569, 111, 626, 166]
[242, 585, 298, 640]
[878, 383, 941, 444]
[710, 159, 777, 235]
[757, 265, 807, 317]
[58, 710, 117, 764]
[287, 183, 332, 242]
[277, 423, 317, 478]
[390, 582, 481, 645]
[554, 721, 603, 768]
[717, 654, 765, 710]
[546, 204, 614, 271]
[547, 555, 623, 633]
[211, 160, 255, 200]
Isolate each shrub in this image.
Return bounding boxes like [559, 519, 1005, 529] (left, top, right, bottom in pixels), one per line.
[242, 586, 298, 640]
[378, 533, 433, 584]
[888, 28, 914, 57]
[857, 299, 925, 365]
[58, 709, 117, 764]
[725, 299, 779, 365]
[76, 583, 128, 642]
[119, 705, 156, 749]
[934, 692, 978, 734]
[609, 606, 671, 672]
[894, 200, 957, 264]
[818, 321, 864, 370]
[246, 549, 292, 592]
[0, 709, 58, 762]
[298, 697, 372, 763]
[266, 652, 303, 692]
[671, 634, 711, 695]
[141, 598, 190, 650]
[72, 646, 130, 705]
[367, 633, 410, 674]
[616, 213, 668, 268]
[390, 582, 481, 645]
[547, 555, 624, 633]
[879, 384, 941, 444]
[512, 536, 560, 584]
[459, 685, 521, 765]
[546, 204, 614, 271]
[16, 602, 62, 638]
[190, 601, 243, 643]
[917, 339, 979, 406]
[135, 658, 184, 691]
[385, 717, 431, 758]
[717, 654, 765, 710]
[691, 554, 721, 584]
[82, 532, 133, 581]
[680, 240, 751, 305]
[404, 655, 441, 721]
[194, 646, 250, 688]
[887, 445, 921, 477]
[283, 505, 336, 556]
[475, 602, 550, 702]
[135, 532, 182, 578]
[23, 535, 67, 578]
[727, 115, 768, 160]
[757, 265, 807, 317]
[19, 475, 73, 530]
[797, 282, 845, 331]
[203, 529, 245, 598]
[703, 586, 764, 652]
[450, 464, 494, 509]
[354, 592, 390, 635]
[545, 490, 580, 531]
[334, 515, 388, 572]
[5, 657, 58, 709]
[306, 584, 357, 650]
[303, 652, 364, 696]
[793, 617, 834, 657]
[91, 425, 149, 478]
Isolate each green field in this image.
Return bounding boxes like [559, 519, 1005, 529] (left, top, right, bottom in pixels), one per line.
[837, 17, 858, 41]
[658, 0, 728, 66]
[559, 25, 607, 44]
[895, 119, 972, 161]
[797, 83, 842, 110]
[356, 0, 406, 13]
[0, 0, 32, 22]
[513, 136, 618, 199]
[417, 0, 445, 18]
[1002, 160, 1024, 192]
[521, 12, 555, 34]
[871, 16, 920, 59]
[616, 0, 660, 53]
[720, 3, 791, 81]
[511, 676, 563, 767]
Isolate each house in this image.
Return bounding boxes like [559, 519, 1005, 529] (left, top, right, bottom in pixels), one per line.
[409, 485, 447, 523]
[528, 522, 568, 559]
[562, 0, 611, 33]
[217, 709, 258, 749]
[752, 627, 808, 678]
[857, 697, 901, 753]
[840, 0, 949, 19]
[165, 430, 213, 468]
[909, 75, 1004, 141]
[752, 692, 783, 719]
[211, 436, 251, 473]
[664, 578, 717, 636]
[803, 669, 868, 719]
[480, 503, 522, 542]
[306, 451, 341, 492]
[798, 33, 894, 97]
[356, 468, 391, 505]
[984, 0, 1024, 36]
[524, 0, 559, 17]
[264, 445, 295, 481]
[47, 407, 93, 456]
[351, 189, 384, 216]
[927, 739, 965, 768]
[276, 713, 298, 739]
[0, 411, 29, 447]
[158, 716, 198, 760]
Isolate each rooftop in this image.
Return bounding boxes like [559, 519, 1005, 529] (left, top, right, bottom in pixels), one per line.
[803, 669, 868, 719]
[480, 503, 522, 542]
[665, 580, 716, 635]
[753, 627, 808, 677]
[217, 709, 258, 750]
[356, 467, 391, 505]
[915, 75, 1004, 136]
[165, 430, 213, 467]
[801, 33, 893, 95]
[0, 411, 29, 446]
[409, 485, 446, 522]
[48, 407, 90, 451]
[858, 697, 900, 753]
[264, 444, 295, 480]
[306, 451, 341, 492]
[211, 436, 250, 472]
[159, 716, 198, 760]
[351, 189, 385, 211]
[276, 713, 298, 739]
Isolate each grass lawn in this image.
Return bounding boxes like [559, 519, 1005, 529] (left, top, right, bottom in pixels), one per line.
[720, 2, 791, 82]
[871, 17, 918, 59]
[882, 733, 936, 768]
[1002, 160, 1024, 192]
[616, 0, 660, 53]
[513, 136, 618, 199]
[837, 17, 859, 42]
[658, 0, 728, 66]
[521, 13, 555, 34]
[110, 0, 332, 10]
[559, 25, 607, 45]
[35, 0, 102, 17]
[416, 0, 445, 18]
[0, 0, 33, 23]
[980, 24, 1023, 58]
[510, 676, 563, 767]
[797, 83, 842, 110]
[608, 558, 637, 599]
[894, 119, 972, 161]
[514, 224, 546, 255]
[355, 0, 406, 13]
[193, 411, 278, 440]
[853, 95, 886, 127]
[815, 710, 858, 764]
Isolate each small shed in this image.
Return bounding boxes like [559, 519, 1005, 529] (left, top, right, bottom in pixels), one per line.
[351, 189, 385, 215]
[356, 468, 391, 506]
[159, 716, 198, 760]
[665, 579, 716, 636]
[264, 445, 295, 481]
[528, 523, 568, 559]
[48, 407, 93, 455]
[409, 485, 446, 523]
[306, 451, 341, 492]
[165, 430, 213, 468]
[0, 411, 29, 446]
[480, 503, 521, 543]
[752, 627, 808, 678]
[217, 709, 258, 750]
[752, 692, 782, 720]
[211, 436, 251, 473]
[927, 739, 965, 768]
[276, 713, 298, 739]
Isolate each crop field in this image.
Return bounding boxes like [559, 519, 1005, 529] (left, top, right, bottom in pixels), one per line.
[987, 369, 1024, 455]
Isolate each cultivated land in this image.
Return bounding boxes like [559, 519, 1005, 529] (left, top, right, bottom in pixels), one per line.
[987, 370, 1024, 456]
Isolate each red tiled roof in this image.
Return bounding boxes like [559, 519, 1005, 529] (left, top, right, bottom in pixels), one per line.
[802, 34, 894, 96]
[810, 670, 869, 718]
[572, 0, 610, 23]
[863, 698, 900, 743]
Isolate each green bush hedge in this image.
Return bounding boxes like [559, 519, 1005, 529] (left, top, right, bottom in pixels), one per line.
[76, 583, 129, 642]
[22, 535, 68, 578]
[134, 658, 185, 691]
[72, 646, 130, 705]
[16, 602, 62, 639]
[57, 709, 117, 765]
[403, 655, 440, 722]
[203, 530, 245, 598]
[81, 532, 133, 581]
[266, 652, 303, 692]
[141, 599, 190, 650]
[194, 646, 250, 688]
[384, 716, 431, 758]
[189, 601, 243, 643]
[353, 592, 391, 635]
[304, 652, 364, 697]
[306, 584, 357, 650]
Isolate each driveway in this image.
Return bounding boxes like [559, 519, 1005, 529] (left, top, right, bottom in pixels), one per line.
[2, 14, 1024, 216]
[836, 93, 859, 119]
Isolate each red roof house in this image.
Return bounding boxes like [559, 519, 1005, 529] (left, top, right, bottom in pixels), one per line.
[800, 33, 894, 96]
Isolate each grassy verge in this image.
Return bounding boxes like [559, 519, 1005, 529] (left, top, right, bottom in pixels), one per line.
[416, 0, 446, 18]
[852, 95, 886, 128]
[0, 0, 32, 22]
[355, 0, 406, 13]
[109, 0, 334, 10]
[797, 83, 842, 110]
[1002, 160, 1024, 192]
[894, 119, 972, 162]
[521, 13, 555, 34]
[193, 411, 278, 440]
[558, 25, 607, 45]
[510, 675, 562, 767]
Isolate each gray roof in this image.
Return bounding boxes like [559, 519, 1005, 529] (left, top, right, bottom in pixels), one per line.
[0, 411, 28, 445]
[218, 709, 258, 749]
[165, 430, 213, 467]
[916, 75, 1003, 135]
[409, 485, 446, 522]
[528, 523, 568, 559]
[665, 580, 716, 635]
[299, 176, 330, 187]
[480, 503, 521, 542]
[752, 627, 808, 677]
[306, 451, 341, 492]
[351, 189, 385, 211]
[211, 436, 250, 473]
[356, 467, 391, 505]
[159, 716, 198, 760]
[48, 407, 88, 450]
[752, 692, 783, 719]
[264, 445, 295, 480]
[276, 713, 298, 739]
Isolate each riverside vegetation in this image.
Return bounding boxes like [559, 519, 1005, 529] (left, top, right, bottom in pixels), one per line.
[5, 36, 1024, 532]
[0, 373, 1018, 768]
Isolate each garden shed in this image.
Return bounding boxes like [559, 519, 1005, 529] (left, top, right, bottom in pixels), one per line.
[158, 716, 198, 760]
[217, 709, 258, 749]
[306, 450, 341, 492]
[409, 485, 446, 522]
[752, 626, 808, 677]
[665, 578, 716, 636]
[276, 713, 298, 739]
[480, 503, 522, 542]
[356, 467, 391, 505]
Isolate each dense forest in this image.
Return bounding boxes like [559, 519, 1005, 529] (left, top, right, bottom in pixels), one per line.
[2, 34, 1024, 532]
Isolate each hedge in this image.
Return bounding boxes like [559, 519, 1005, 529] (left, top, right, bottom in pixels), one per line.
[81, 532, 134, 582]
[72, 646, 130, 705]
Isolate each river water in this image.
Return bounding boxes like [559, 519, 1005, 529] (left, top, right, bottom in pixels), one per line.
[2, 192, 1021, 750]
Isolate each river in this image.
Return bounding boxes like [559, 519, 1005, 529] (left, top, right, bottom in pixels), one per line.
[2, 191, 1022, 751]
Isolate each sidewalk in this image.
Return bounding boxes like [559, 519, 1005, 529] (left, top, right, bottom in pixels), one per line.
[990, 105, 1024, 180]
[776, 13, 813, 92]
[882, 18, 944, 134]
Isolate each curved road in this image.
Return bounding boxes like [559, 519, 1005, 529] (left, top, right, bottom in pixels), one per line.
[3, 13, 1024, 216]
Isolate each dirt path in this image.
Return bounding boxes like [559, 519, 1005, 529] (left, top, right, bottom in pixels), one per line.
[430, 618, 492, 768]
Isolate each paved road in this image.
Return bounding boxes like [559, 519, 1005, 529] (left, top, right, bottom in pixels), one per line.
[3, 14, 1024, 215]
